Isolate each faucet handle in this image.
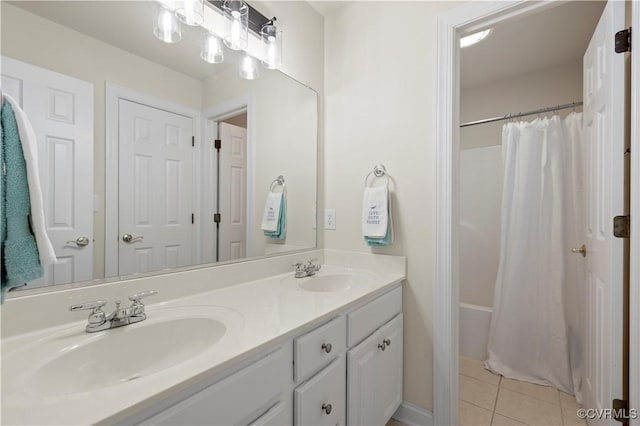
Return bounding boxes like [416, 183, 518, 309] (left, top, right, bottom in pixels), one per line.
[70, 300, 107, 328]
[70, 300, 107, 312]
[128, 290, 158, 303]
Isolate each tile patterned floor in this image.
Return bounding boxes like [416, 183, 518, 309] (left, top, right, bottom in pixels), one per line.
[459, 357, 588, 426]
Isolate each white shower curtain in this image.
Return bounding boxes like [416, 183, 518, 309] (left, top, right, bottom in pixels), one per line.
[485, 113, 584, 399]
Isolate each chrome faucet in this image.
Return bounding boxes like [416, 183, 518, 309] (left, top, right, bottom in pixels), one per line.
[70, 290, 157, 333]
[293, 258, 322, 278]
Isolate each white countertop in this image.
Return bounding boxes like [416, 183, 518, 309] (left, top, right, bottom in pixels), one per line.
[1, 251, 405, 425]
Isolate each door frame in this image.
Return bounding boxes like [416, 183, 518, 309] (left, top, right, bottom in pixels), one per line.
[629, 2, 640, 424]
[105, 83, 202, 277]
[203, 95, 256, 260]
[431, 1, 640, 424]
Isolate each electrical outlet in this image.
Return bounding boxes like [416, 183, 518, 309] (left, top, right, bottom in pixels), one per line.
[324, 209, 336, 230]
[312, 209, 317, 229]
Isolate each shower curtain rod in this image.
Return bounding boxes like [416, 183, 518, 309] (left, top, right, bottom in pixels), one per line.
[459, 101, 583, 128]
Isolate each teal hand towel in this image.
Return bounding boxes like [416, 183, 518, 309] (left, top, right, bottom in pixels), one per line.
[1, 99, 43, 300]
[364, 187, 393, 247]
[263, 192, 286, 240]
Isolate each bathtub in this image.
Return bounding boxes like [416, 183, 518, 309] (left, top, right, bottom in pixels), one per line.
[459, 302, 493, 361]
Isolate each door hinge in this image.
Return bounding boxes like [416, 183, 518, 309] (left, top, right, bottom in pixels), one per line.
[615, 27, 631, 53]
[612, 399, 629, 423]
[213, 213, 221, 223]
[191, 213, 195, 224]
[214, 139, 221, 151]
[192, 136, 195, 147]
[613, 215, 630, 238]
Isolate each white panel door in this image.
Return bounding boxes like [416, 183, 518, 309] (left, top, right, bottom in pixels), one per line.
[1, 56, 93, 287]
[218, 122, 247, 262]
[582, 1, 625, 423]
[118, 99, 193, 276]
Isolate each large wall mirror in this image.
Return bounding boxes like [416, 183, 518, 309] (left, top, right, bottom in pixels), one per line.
[1, 1, 317, 293]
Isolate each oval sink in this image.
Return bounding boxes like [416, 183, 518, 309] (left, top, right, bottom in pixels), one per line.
[283, 268, 376, 292]
[27, 315, 227, 396]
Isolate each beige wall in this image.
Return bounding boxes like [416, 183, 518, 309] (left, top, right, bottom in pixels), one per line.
[459, 61, 583, 309]
[323, 1, 462, 412]
[1, 3, 204, 278]
[203, 69, 318, 256]
[461, 61, 583, 150]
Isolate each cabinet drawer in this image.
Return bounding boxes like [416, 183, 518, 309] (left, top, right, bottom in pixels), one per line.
[294, 316, 345, 382]
[294, 356, 346, 426]
[347, 286, 401, 347]
[142, 348, 285, 426]
[250, 402, 288, 426]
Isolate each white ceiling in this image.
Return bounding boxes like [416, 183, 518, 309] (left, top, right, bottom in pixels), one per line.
[307, 1, 347, 17]
[9, 1, 242, 81]
[461, 1, 605, 89]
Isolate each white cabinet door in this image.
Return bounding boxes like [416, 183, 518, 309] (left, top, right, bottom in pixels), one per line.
[1, 56, 93, 287]
[118, 99, 194, 276]
[347, 314, 403, 426]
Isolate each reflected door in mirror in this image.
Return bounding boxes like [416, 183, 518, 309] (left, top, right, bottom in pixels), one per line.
[1, 57, 94, 288]
[118, 100, 194, 275]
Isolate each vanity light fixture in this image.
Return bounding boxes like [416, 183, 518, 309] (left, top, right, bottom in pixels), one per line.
[239, 54, 259, 80]
[260, 18, 281, 70]
[153, 5, 182, 44]
[175, 0, 205, 26]
[460, 28, 493, 48]
[222, 0, 249, 51]
[201, 32, 225, 63]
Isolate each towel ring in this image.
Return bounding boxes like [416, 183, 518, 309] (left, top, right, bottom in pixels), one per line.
[364, 164, 391, 187]
[270, 175, 286, 193]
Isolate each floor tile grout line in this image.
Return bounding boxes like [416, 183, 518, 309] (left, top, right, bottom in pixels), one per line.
[489, 376, 502, 425]
[499, 386, 562, 406]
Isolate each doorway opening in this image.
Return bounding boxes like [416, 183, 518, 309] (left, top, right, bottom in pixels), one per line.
[434, 1, 630, 425]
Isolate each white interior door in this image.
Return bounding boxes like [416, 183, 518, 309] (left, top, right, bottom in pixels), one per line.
[582, 1, 625, 422]
[218, 122, 247, 261]
[118, 99, 194, 275]
[1, 56, 93, 287]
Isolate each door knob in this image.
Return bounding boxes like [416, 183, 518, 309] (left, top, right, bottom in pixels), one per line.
[570, 244, 587, 257]
[122, 233, 144, 243]
[67, 236, 90, 247]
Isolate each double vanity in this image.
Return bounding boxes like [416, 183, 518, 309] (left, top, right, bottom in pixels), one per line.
[1, 250, 406, 425]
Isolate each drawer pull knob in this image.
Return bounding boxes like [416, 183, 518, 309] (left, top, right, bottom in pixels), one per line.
[378, 342, 386, 351]
[384, 338, 391, 346]
[322, 403, 332, 415]
[322, 343, 332, 354]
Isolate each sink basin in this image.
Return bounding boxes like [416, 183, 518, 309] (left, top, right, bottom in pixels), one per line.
[283, 268, 376, 292]
[24, 309, 232, 396]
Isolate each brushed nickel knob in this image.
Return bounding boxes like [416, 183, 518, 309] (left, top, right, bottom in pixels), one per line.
[378, 342, 386, 351]
[322, 343, 332, 354]
[67, 236, 90, 247]
[384, 338, 391, 346]
[322, 403, 332, 415]
[570, 244, 586, 257]
[122, 233, 144, 243]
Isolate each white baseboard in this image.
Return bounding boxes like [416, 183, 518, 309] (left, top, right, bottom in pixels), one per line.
[392, 400, 434, 426]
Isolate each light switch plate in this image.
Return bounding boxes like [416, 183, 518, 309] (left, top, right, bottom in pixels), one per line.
[312, 209, 317, 229]
[324, 209, 336, 230]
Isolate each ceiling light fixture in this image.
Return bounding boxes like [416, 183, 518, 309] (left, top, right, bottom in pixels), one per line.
[175, 0, 205, 26]
[201, 32, 225, 64]
[261, 18, 282, 70]
[223, 0, 249, 51]
[239, 54, 260, 80]
[460, 29, 493, 48]
[153, 5, 182, 43]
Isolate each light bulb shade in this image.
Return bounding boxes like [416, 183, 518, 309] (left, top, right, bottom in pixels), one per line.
[201, 33, 224, 64]
[223, 0, 248, 51]
[154, 5, 181, 43]
[260, 23, 282, 69]
[239, 54, 259, 80]
[175, 0, 204, 26]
